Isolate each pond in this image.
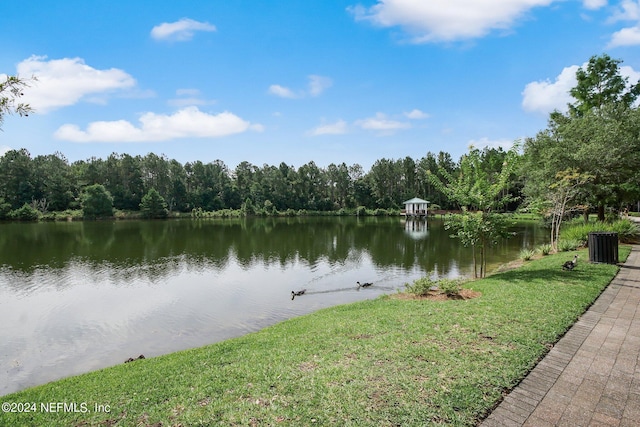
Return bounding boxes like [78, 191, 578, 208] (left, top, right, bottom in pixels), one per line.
[0, 216, 546, 396]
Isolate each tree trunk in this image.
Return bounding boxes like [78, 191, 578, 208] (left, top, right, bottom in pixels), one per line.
[598, 204, 605, 222]
[479, 242, 485, 278]
[583, 208, 589, 223]
[472, 245, 477, 278]
[482, 243, 487, 278]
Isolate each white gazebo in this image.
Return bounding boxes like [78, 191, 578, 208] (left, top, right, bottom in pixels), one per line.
[402, 197, 430, 217]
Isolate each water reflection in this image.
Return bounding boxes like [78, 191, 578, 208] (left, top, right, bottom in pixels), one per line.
[404, 218, 429, 240]
[0, 217, 546, 396]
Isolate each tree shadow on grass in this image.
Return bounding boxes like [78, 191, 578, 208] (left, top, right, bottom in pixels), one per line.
[619, 264, 640, 271]
[489, 263, 614, 287]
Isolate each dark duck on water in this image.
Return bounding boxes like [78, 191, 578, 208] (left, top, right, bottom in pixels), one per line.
[291, 289, 307, 300]
[357, 281, 373, 288]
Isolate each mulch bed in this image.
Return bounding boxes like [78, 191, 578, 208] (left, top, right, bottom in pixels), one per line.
[393, 288, 481, 301]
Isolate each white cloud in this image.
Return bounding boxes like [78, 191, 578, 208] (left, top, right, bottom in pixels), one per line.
[608, 0, 640, 22]
[404, 109, 430, 119]
[16, 55, 136, 113]
[176, 88, 200, 96]
[268, 84, 300, 99]
[54, 107, 256, 142]
[0, 146, 11, 157]
[151, 18, 216, 41]
[355, 112, 411, 134]
[168, 88, 216, 107]
[308, 75, 333, 96]
[249, 123, 265, 132]
[522, 61, 640, 114]
[583, 0, 607, 10]
[349, 0, 557, 43]
[469, 137, 515, 151]
[268, 75, 332, 99]
[308, 120, 348, 136]
[605, 1, 640, 47]
[521, 64, 580, 114]
[620, 64, 640, 85]
[608, 25, 640, 47]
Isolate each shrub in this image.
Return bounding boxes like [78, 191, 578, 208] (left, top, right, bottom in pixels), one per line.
[262, 200, 277, 216]
[558, 239, 581, 251]
[537, 243, 552, 256]
[9, 203, 40, 221]
[405, 277, 463, 297]
[405, 277, 437, 296]
[610, 220, 640, 243]
[561, 223, 596, 246]
[213, 209, 234, 218]
[240, 198, 256, 216]
[519, 248, 536, 261]
[561, 219, 640, 245]
[0, 198, 12, 220]
[438, 278, 463, 297]
[40, 209, 83, 221]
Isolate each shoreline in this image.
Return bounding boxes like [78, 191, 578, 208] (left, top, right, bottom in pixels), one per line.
[0, 246, 629, 426]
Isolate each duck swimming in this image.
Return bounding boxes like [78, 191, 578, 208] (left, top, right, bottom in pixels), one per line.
[291, 289, 307, 300]
[357, 281, 373, 288]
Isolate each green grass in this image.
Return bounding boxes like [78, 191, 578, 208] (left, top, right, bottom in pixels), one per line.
[0, 246, 630, 426]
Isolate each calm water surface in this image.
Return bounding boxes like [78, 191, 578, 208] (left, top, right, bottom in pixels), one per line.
[0, 217, 546, 395]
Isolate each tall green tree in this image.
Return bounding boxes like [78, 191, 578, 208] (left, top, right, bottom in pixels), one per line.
[568, 54, 640, 117]
[32, 152, 75, 211]
[141, 153, 171, 199]
[81, 184, 114, 219]
[369, 158, 399, 208]
[0, 148, 34, 209]
[547, 169, 593, 252]
[233, 161, 257, 205]
[139, 188, 168, 219]
[524, 54, 640, 221]
[104, 153, 144, 210]
[427, 147, 518, 277]
[167, 159, 188, 212]
[296, 161, 330, 210]
[72, 157, 107, 188]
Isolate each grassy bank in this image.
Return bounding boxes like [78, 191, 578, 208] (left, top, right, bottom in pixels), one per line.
[1, 247, 630, 426]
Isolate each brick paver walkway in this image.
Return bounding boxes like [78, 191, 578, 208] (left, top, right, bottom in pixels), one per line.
[481, 245, 640, 427]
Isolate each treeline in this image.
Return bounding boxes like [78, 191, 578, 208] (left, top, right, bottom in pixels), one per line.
[0, 147, 517, 218]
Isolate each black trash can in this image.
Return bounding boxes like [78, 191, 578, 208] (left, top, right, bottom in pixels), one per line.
[588, 232, 618, 264]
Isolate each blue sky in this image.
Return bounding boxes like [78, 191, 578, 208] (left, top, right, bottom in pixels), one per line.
[2, 0, 640, 170]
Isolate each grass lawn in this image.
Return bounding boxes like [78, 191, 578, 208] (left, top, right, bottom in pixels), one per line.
[0, 246, 630, 426]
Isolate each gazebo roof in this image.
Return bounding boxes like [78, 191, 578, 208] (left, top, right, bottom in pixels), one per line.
[403, 197, 430, 204]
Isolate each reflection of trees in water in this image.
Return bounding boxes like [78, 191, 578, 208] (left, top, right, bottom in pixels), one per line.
[0, 218, 544, 291]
